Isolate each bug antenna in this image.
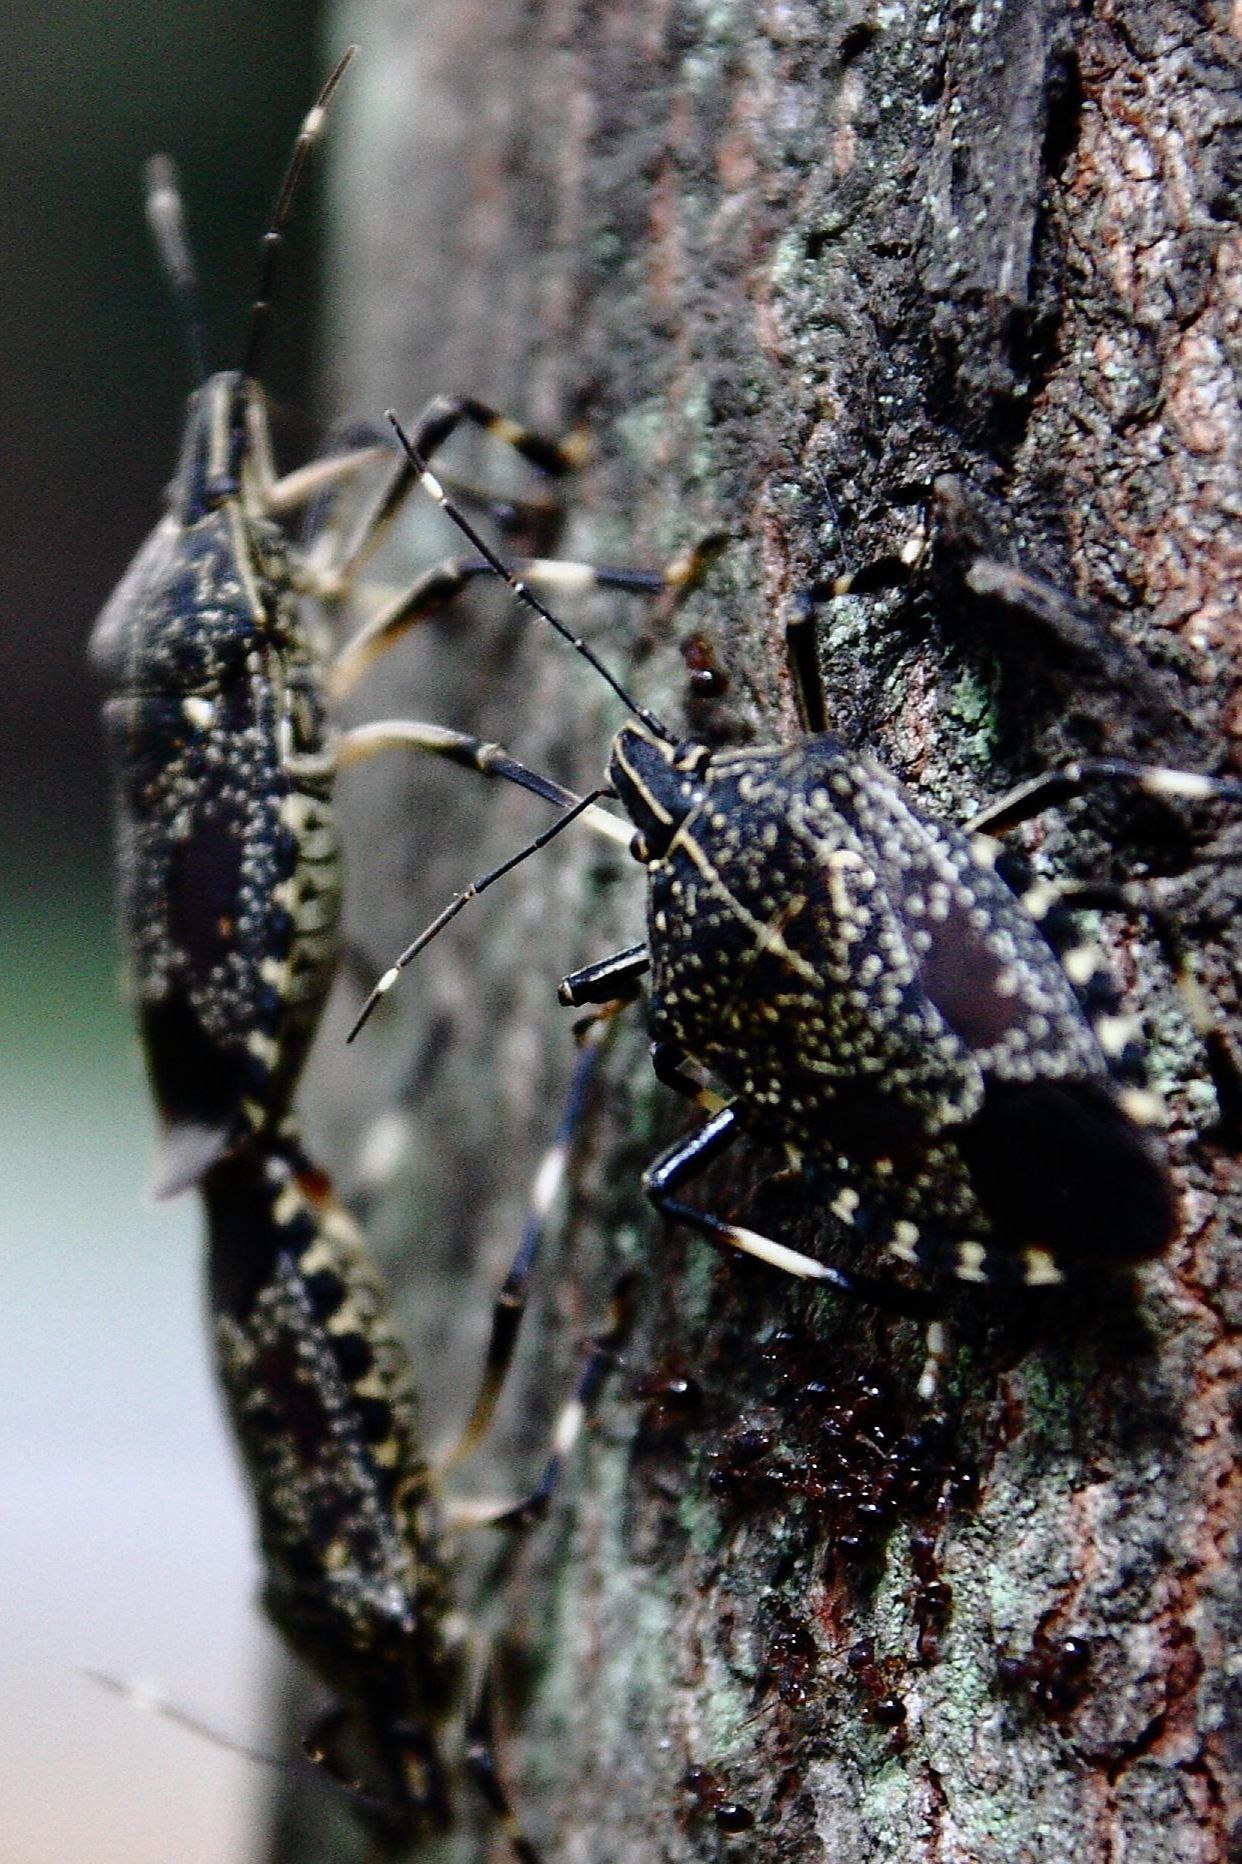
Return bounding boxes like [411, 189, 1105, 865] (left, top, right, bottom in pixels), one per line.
[143, 156, 210, 387]
[385, 410, 672, 742]
[241, 45, 358, 384]
[84, 1666, 393, 1819]
[83, 1668, 283, 1770]
[348, 787, 614, 1041]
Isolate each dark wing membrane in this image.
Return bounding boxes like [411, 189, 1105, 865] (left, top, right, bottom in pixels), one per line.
[960, 1077, 1176, 1263]
[839, 758, 1175, 1263]
[106, 683, 297, 1187]
[846, 758, 1103, 1080]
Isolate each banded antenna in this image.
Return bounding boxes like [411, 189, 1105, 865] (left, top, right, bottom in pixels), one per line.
[143, 154, 209, 388]
[142, 46, 358, 391]
[242, 45, 357, 383]
[385, 409, 673, 744]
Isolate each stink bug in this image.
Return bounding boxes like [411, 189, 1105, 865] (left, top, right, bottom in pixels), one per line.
[203, 1130, 457, 1847]
[90, 50, 358, 1196]
[89, 53, 655, 1858]
[353, 413, 1242, 1312]
[202, 1115, 630, 1857]
[91, 50, 671, 1198]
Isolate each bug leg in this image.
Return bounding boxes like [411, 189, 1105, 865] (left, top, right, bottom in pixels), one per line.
[993, 864, 1242, 1129]
[330, 554, 674, 699]
[285, 415, 560, 536]
[966, 758, 1242, 839]
[337, 716, 631, 836]
[324, 393, 590, 595]
[643, 1107, 936, 1320]
[788, 510, 929, 732]
[1033, 877, 1242, 1139]
[463, 1663, 542, 1864]
[559, 944, 651, 1007]
[263, 442, 392, 518]
[448, 1273, 637, 1533]
[439, 1019, 612, 1475]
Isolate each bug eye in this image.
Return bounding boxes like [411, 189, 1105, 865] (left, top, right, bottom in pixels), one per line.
[672, 739, 711, 775]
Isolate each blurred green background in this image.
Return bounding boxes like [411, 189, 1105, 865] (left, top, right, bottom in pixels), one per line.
[1, 4, 337, 1859]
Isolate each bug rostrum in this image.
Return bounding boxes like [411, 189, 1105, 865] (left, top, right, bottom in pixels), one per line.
[354, 413, 1242, 1312]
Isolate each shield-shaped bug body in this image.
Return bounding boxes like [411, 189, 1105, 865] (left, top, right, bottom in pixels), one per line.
[608, 728, 1177, 1286]
[93, 366, 344, 1196]
[203, 1130, 457, 1847]
[90, 54, 357, 1197]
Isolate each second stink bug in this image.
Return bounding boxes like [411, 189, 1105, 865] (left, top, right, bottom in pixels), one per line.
[92, 50, 671, 1198]
[354, 415, 1242, 1312]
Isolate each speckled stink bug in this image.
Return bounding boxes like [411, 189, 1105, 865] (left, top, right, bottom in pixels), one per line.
[91, 50, 667, 1199]
[203, 1128, 458, 1847]
[202, 1113, 625, 1858]
[90, 57, 648, 1857]
[355, 414, 1242, 1312]
[89, 51, 361, 1196]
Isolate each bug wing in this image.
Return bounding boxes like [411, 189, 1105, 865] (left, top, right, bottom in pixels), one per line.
[847, 758, 1103, 1079]
[103, 669, 296, 1193]
[851, 757, 1174, 1263]
[646, 745, 983, 1155]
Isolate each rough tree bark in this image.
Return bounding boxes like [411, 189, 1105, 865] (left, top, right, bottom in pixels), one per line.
[278, 3, 1242, 1860]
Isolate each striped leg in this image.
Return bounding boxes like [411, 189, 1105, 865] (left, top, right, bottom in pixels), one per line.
[313, 392, 590, 596]
[995, 864, 1242, 1136]
[261, 440, 392, 520]
[966, 759, 1242, 1143]
[337, 715, 632, 831]
[447, 1273, 638, 1534]
[331, 554, 674, 700]
[441, 1017, 613, 1474]
[281, 416, 564, 541]
[278, 393, 687, 703]
[966, 758, 1242, 839]
[464, 1664, 542, 1864]
[641, 1104, 937, 1320]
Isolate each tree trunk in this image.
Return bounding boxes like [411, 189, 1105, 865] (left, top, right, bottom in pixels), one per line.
[280, 2, 1242, 1859]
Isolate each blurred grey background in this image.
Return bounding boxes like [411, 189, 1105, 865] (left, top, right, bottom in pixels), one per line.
[2, 4, 336, 1859]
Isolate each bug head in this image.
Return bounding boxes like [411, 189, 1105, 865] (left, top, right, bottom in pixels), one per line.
[610, 727, 714, 863]
[166, 368, 265, 523]
[89, 369, 286, 692]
